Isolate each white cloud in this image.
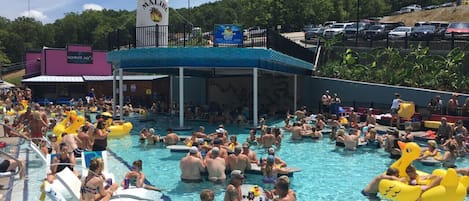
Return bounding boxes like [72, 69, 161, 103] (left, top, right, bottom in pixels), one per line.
[83, 3, 104, 11]
[20, 9, 48, 21]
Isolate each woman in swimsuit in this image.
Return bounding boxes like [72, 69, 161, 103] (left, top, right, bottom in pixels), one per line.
[261, 155, 290, 184]
[80, 158, 117, 201]
[92, 121, 108, 151]
[121, 160, 161, 191]
[437, 142, 458, 168]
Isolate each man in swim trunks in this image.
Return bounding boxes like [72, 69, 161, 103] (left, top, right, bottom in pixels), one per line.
[163, 128, 179, 145]
[361, 167, 403, 200]
[241, 142, 258, 164]
[61, 132, 83, 158]
[436, 117, 452, 144]
[224, 170, 244, 201]
[205, 147, 226, 183]
[344, 129, 360, 151]
[227, 146, 251, 174]
[206, 138, 229, 162]
[180, 147, 205, 182]
[290, 122, 303, 140]
[261, 128, 276, 148]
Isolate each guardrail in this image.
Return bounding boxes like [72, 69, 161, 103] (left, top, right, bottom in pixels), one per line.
[306, 32, 469, 50]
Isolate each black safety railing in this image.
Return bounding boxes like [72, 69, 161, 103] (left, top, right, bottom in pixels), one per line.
[107, 24, 270, 50]
[107, 24, 317, 64]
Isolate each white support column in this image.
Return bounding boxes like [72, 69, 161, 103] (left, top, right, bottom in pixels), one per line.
[112, 69, 117, 116]
[294, 75, 297, 112]
[253, 68, 258, 127]
[119, 68, 124, 121]
[179, 67, 184, 128]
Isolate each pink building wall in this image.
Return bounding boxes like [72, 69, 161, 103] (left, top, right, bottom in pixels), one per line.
[25, 51, 42, 76]
[26, 45, 111, 76]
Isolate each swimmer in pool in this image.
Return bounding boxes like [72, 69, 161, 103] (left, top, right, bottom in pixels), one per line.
[205, 147, 226, 183]
[361, 167, 404, 200]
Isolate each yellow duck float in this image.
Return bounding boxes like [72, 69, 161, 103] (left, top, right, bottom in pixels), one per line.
[379, 141, 469, 201]
[6, 100, 29, 116]
[98, 112, 133, 138]
[52, 110, 85, 142]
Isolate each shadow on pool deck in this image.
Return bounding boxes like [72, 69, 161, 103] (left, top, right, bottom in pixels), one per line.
[0, 137, 22, 200]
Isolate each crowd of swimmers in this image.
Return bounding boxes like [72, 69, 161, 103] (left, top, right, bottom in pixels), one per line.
[5, 86, 469, 200]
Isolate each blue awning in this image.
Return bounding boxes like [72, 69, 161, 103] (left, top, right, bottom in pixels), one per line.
[107, 47, 313, 76]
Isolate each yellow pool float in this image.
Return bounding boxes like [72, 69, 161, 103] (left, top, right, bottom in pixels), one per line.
[379, 142, 469, 201]
[52, 110, 85, 141]
[97, 112, 133, 138]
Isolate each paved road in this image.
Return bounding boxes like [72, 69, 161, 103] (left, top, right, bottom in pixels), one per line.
[281, 32, 318, 48]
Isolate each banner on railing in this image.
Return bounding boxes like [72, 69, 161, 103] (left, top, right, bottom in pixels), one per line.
[214, 24, 243, 45]
[136, 0, 169, 47]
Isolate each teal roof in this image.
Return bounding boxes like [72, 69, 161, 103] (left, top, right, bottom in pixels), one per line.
[107, 47, 313, 76]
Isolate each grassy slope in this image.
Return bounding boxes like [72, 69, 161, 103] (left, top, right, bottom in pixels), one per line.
[381, 5, 469, 26]
[2, 69, 24, 86]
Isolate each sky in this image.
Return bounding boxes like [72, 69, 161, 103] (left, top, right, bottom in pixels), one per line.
[0, 0, 215, 24]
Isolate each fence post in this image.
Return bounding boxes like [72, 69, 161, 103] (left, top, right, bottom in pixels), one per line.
[183, 24, 187, 47]
[117, 29, 120, 50]
[155, 24, 159, 47]
[386, 34, 389, 48]
[132, 26, 136, 48]
[404, 32, 408, 49]
[353, 101, 356, 111]
[265, 29, 269, 48]
[451, 32, 455, 49]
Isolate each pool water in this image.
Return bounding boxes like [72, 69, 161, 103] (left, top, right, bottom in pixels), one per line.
[27, 114, 469, 201]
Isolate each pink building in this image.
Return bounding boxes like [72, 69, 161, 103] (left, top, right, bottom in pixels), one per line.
[25, 44, 111, 77]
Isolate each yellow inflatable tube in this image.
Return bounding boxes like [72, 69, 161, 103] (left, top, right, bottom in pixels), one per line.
[52, 114, 85, 142]
[96, 112, 133, 137]
[378, 141, 468, 201]
[107, 122, 133, 138]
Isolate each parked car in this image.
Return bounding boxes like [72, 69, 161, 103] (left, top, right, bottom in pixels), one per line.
[323, 21, 336, 28]
[303, 24, 316, 32]
[305, 27, 326, 40]
[323, 23, 353, 38]
[410, 25, 436, 40]
[344, 22, 371, 39]
[445, 22, 469, 40]
[439, 2, 454, 7]
[388, 26, 413, 40]
[423, 5, 439, 10]
[401, 4, 422, 11]
[363, 24, 395, 40]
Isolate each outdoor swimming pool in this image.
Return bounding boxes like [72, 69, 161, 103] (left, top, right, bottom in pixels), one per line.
[26, 114, 469, 200]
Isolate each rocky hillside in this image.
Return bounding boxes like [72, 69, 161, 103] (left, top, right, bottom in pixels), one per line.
[381, 5, 469, 26]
